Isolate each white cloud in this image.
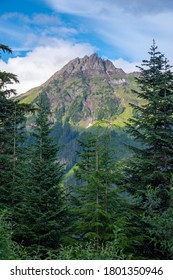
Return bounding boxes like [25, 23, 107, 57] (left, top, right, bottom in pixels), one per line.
[0, 12, 79, 51]
[0, 40, 95, 94]
[113, 58, 140, 73]
[44, 0, 103, 17]
[45, 0, 173, 16]
[45, 0, 173, 62]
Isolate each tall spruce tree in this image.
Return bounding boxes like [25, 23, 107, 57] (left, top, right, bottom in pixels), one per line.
[71, 128, 117, 249]
[0, 44, 21, 209]
[125, 41, 173, 258]
[14, 95, 67, 257]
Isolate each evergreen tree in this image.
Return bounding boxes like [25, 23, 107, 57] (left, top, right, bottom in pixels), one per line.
[14, 96, 67, 257]
[125, 41, 173, 258]
[0, 44, 21, 209]
[0, 44, 12, 55]
[71, 128, 117, 249]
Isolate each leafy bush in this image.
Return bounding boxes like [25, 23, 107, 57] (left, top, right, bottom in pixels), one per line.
[54, 241, 131, 260]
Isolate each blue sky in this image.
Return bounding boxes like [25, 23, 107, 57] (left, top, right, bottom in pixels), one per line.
[1, 0, 173, 94]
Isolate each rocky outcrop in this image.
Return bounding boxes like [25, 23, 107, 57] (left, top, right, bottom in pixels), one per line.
[51, 53, 127, 81]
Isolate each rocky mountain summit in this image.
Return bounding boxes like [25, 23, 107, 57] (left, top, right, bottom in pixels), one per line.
[53, 53, 126, 80]
[19, 53, 138, 128]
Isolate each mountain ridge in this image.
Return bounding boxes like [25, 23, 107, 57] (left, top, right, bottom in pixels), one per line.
[52, 53, 127, 79]
[17, 53, 133, 98]
[17, 53, 139, 128]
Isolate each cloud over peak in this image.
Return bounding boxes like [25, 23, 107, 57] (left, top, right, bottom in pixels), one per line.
[0, 40, 95, 94]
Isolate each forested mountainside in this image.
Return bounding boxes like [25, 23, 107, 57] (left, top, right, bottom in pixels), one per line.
[16, 53, 140, 170]
[2, 43, 173, 260]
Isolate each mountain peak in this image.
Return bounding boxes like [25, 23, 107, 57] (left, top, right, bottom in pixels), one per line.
[19, 52, 137, 132]
[53, 53, 125, 81]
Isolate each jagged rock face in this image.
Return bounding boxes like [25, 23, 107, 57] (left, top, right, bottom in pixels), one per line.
[53, 53, 126, 80]
[19, 53, 138, 128]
